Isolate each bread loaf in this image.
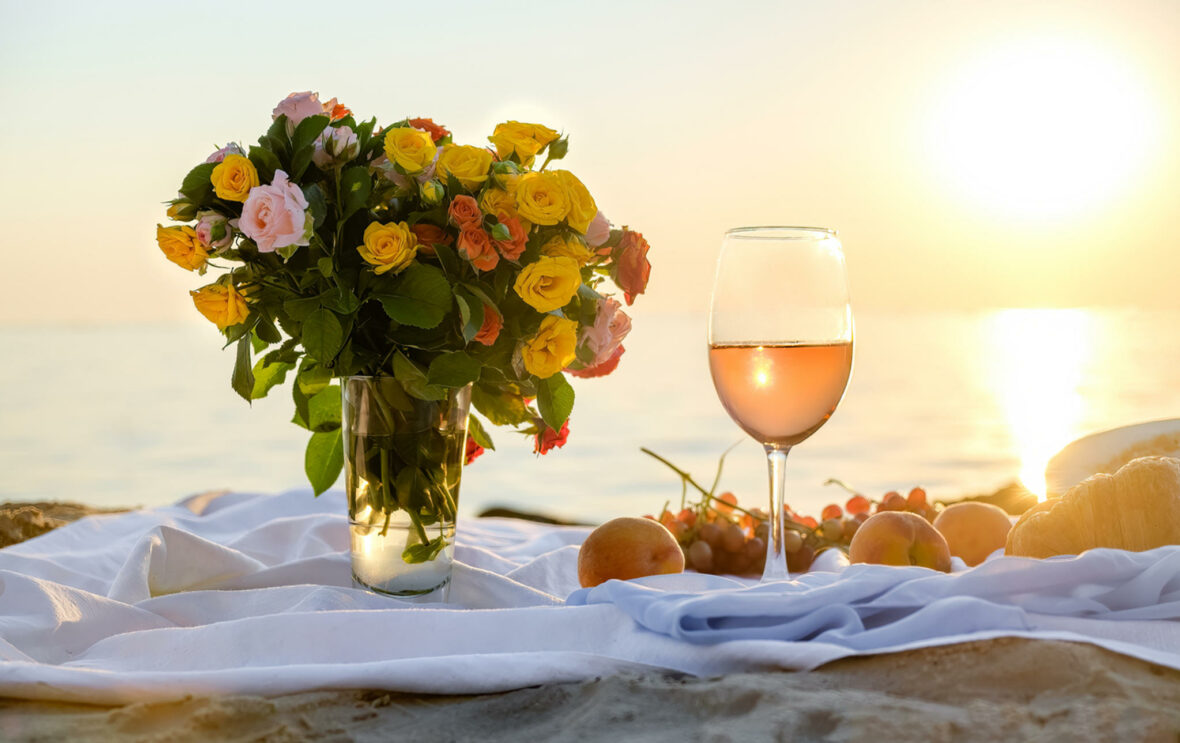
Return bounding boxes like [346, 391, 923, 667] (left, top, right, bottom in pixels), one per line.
[1005, 456, 1180, 558]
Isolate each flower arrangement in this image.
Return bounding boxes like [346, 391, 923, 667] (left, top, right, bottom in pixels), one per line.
[158, 91, 651, 495]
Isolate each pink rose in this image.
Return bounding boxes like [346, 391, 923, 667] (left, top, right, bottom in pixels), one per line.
[239, 170, 310, 253]
[580, 297, 631, 366]
[195, 212, 233, 249]
[205, 142, 245, 164]
[312, 125, 359, 169]
[272, 91, 325, 127]
[585, 210, 611, 248]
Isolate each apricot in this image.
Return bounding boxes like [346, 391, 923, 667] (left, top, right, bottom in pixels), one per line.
[577, 516, 685, 588]
[934, 501, 1012, 566]
[848, 511, 952, 572]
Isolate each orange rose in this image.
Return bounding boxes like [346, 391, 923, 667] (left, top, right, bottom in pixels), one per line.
[493, 211, 527, 261]
[458, 228, 499, 272]
[448, 195, 483, 230]
[408, 117, 450, 143]
[473, 305, 502, 346]
[410, 223, 453, 256]
[614, 230, 651, 305]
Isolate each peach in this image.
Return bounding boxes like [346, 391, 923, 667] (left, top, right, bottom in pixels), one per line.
[848, 511, 952, 572]
[577, 516, 685, 588]
[934, 501, 1012, 566]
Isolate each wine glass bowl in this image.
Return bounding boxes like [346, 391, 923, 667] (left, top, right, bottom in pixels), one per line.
[707, 226, 853, 581]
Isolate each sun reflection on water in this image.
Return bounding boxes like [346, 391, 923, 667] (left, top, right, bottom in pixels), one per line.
[987, 309, 1095, 500]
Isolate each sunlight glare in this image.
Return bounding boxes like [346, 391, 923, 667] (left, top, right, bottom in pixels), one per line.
[987, 309, 1094, 499]
[927, 37, 1160, 219]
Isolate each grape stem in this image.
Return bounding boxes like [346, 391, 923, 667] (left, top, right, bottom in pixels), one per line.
[823, 478, 860, 496]
[639, 446, 759, 521]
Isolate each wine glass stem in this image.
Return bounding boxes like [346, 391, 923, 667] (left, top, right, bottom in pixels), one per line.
[762, 445, 792, 582]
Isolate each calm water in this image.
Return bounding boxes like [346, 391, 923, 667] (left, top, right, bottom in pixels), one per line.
[2, 309, 1177, 522]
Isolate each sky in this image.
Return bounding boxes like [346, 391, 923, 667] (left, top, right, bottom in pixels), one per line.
[0, 0, 1177, 325]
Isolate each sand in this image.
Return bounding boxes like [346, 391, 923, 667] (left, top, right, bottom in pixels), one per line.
[2, 502, 1178, 741]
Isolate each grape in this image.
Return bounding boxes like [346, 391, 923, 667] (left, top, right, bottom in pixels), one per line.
[677, 508, 697, 527]
[854, 511, 871, 524]
[907, 487, 927, 509]
[842, 517, 860, 540]
[699, 522, 724, 547]
[786, 544, 814, 573]
[845, 495, 871, 515]
[796, 515, 819, 529]
[754, 523, 769, 542]
[821, 504, 843, 521]
[722, 524, 746, 553]
[745, 537, 766, 561]
[821, 518, 843, 541]
[783, 530, 804, 554]
[880, 491, 906, 511]
[688, 540, 714, 572]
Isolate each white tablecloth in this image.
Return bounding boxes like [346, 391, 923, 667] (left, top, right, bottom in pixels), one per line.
[1, 489, 1177, 704]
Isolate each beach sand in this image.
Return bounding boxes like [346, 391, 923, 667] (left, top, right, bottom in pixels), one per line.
[2, 503, 1177, 742]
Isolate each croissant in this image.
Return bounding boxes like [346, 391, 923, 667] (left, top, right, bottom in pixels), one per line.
[1005, 456, 1180, 558]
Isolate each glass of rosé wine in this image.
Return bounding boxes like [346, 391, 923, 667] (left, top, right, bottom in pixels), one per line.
[707, 226, 853, 582]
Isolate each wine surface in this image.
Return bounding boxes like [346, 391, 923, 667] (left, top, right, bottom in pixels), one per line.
[708, 342, 853, 447]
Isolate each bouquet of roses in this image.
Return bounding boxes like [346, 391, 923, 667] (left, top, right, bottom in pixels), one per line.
[157, 91, 651, 498]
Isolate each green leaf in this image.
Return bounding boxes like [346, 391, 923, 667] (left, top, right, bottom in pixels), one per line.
[276, 242, 302, 261]
[467, 414, 495, 451]
[248, 146, 281, 182]
[427, 351, 481, 388]
[308, 384, 342, 432]
[292, 114, 329, 153]
[322, 286, 359, 314]
[393, 353, 447, 401]
[403, 535, 447, 564]
[304, 184, 328, 228]
[471, 384, 530, 426]
[340, 166, 372, 220]
[432, 242, 461, 278]
[297, 363, 334, 396]
[537, 373, 574, 431]
[251, 358, 293, 400]
[180, 162, 217, 203]
[305, 429, 343, 496]
[254, 314, 282, 344]
[375, 263, 452, 329]
[266, 115, 291, 155]
[316, 257, 334, 277]
[284, 295, 321, 321]
[290, 146, 313, 181]
[490, 222, 511, 242]
[231, 336, 254, 403]
[302, 308, 343, 363]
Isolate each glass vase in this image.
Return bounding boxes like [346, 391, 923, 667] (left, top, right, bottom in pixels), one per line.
[343, 376, 471, 598]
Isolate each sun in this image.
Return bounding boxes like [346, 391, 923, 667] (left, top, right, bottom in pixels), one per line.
[926, 37, 1160, 219]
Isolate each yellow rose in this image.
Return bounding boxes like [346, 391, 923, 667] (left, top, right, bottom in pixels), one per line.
[436, 144, 494, 190]
[521, 315, 578, 379]
[481, 188, 529, 230]
[554, 170, 596, 233]
[513, 255, 582, 312]
[488, 121, 559, 164]
[540, 234, 593, 266]
[156, 224, 208, 271]
[357, 221, 418, 275]
[514, 172, 569, 226]
[383, 127, 437, 174]
[191, 283, 249, 330]
[210, 154, 259, 202]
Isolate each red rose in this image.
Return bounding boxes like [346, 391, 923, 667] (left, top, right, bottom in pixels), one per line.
[448, 195, 483, 231]
[493, 211, 527, 261]
[614, 230, 651, 305]
[465, 435, 484, 465]
[458, 228, 499, 272]
[566, 344, 625, 379]
[473, 305, 502, 346]
[408, 117, 450, 143]
[534, 419, 570, 455]
[409, 223, 453, 256]
[329, 103, 352, 122]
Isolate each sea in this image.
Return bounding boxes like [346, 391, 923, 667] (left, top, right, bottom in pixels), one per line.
[2, 309, 1178, 523]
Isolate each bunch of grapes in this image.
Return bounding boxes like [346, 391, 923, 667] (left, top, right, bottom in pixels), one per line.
[641, 449, 939, 576]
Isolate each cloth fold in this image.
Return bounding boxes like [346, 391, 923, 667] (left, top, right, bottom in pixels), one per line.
[1, 489, 1177, 704]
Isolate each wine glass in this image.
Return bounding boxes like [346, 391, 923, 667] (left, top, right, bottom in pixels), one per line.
[707, 226, 853, 582]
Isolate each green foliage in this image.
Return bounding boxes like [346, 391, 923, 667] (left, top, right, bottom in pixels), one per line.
[375, 263, 451, 329]
[305, 429, 343, 496]
[180, 162, 217, 204]
[302, 308, 343, 363]
[231, 336, 254, 403]
[537, 373, 574, 431]
[427, 351, 481, 388]
[467, 414, 495, 451]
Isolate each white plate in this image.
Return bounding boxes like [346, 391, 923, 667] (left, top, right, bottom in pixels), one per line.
[1045, 418, 1180, 495]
